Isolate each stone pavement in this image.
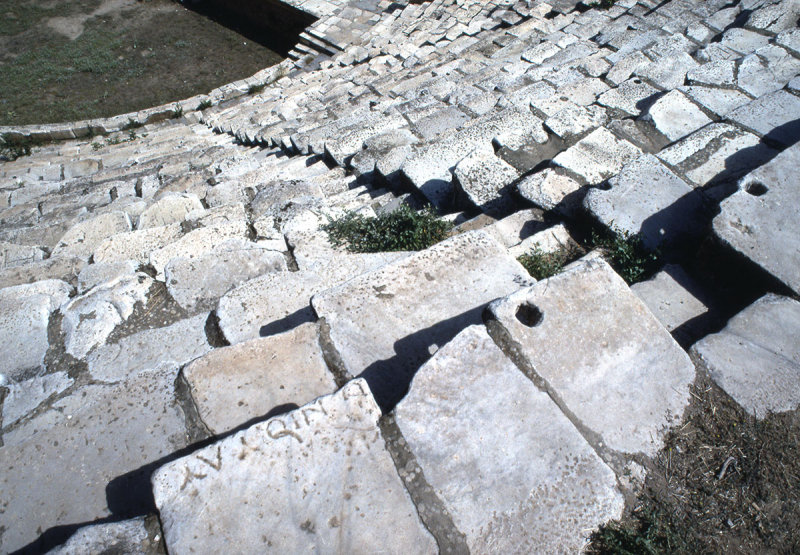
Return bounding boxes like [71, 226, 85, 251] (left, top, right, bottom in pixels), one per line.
[1, 0, 799, 551]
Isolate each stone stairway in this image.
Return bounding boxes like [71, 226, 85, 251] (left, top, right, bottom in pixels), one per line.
[1, 0, 799, 551]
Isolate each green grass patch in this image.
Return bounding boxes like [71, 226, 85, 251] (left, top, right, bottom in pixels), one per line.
[589, 227, 660, 284]
[517, 245, 577, 280]
[323, 205, 452, 253]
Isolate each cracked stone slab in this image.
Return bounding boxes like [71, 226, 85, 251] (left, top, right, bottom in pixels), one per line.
[0, 254, 85, 290]
[77, 259, 139, 294]
[52, 211, 132, 260]
[152, 379, 436, 554]
[487, 257, 695, 456]
[584, 154, 706, 249]
[137, 193, 205, 230]
[482, 208, 547, 248]
[552, 127, 641, 184]
[86, 313, 211, 382]
[545, 103, 608, 140]
[312, 230, 533, 409]
[395, 325, 624, 553]
[0, 367, 190, 554]
[93, 223, 184, 265]
[727, 89, 800, 147]
[453, 147, 521, 217]
[712, 142, 800, 294]
[165, 240, 287, 312]
[597, 78, 660, 117]
[692, 294, 800, 418]
[643, 90, 712, 142]
[508, 223, 577, 259]
[0, 280, 72, 380]
[1, 371, 73, 427]
[736, 45, 800, 98]
[48, 516, 163, 555]
[183, 322, 336, 435]
[517, 168, 583, 214]
[680, 86, 751, 118]
[61, 273, 153, 359]
[0, 241, 46, 269]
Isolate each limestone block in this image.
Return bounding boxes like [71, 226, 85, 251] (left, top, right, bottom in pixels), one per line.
[1, 372, 72, 427]
[137, 193, 204, 229]
[736, 45, 800, 98]
[0, 241, 46, 269]
[395, 326, 624, 553]
[597, 78, 660, 116]
[517, 168, 583, 214]
[52, 211, 132, 260]
[644, 90, 712, 142]
[453, 147, 521, 217]
[152, 379, 436, 554]
[606, 52, 651, 86]
[545, 103, 608, 140]
[553, 127, 641, 184]
[78, 259, 139, 294]
[48, 516, 161, 555]
[0, 255, 85, 290]
[508, 223, 577, 258]
[183, 323, 336, 434]
[713, 142, 800, 294]
[686, 60, 736, 87]
[149, 219, 248, 278]
[692, 294, 800, 418]
[680, 86, 750, 117]
[86, 314, 211, 382]
[165, 240, 287, 312]
[312, 230, 533, 409]
[636, 51, 698, 89]
[584, 154, 706, 249]
[0, 367, 190, 553]
[719, 28, 770, 54]
[482, 208, 546, 248]
[727, 89, 800, 147]
[61, 273, 153, 359]
[93, 224, 184, 265]
[487, 258, 695, 455]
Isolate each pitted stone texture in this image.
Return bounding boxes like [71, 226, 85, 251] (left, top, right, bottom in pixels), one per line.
[692, 294, 800, 418]
[61, 273, 153, 359]
[52, 211, 132, 260]
[544, 103, 608, 140]
[713, 142, 800, 294]
[553, 127, 641, 184]
[584, 154, 706, 249]
[395, 325, 624, 553]
[597, 78, 660, 116]
[0, 241, 46, 269]
[93, 224, 184, 265]
[48, 516, 162, 555]
[736, 45, 800, 98]
[165, 240, 287, 312]
[488, 258, 695, 456]
[727, 89, 800, 147]
[150, 219, 249, 278]
[0, 367, 190, 554]
[152, 379, 436, 554]
[77, 259, 139, 294]
[312, 230, 533, 409]
[644, 90, 712, 142]
[453, 147, 521, 216]
[86, 314, 211, 382]
[680, 86, 750, 117]
[0, 255, 85, 290]
[184, 323, 336, 435]
[137, 193, 205, 229]
[0, 280, 72, 380]
[1, 371, 73, 427]
[517, 168, 583, 214]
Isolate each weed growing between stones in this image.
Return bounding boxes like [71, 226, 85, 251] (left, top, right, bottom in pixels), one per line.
[0, 135, 33, 161]
[517, 246, 577, 280]
[589, 375, 800, 553]
[590, 227, 660, 284]
[323, 204, 451, 253]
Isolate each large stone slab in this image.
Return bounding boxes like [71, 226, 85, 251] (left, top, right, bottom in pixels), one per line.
[0, 367, 190, 553]
[183, 322, 336, 434]
[86, 314, 211, 382]
[552, 127, 641, 184]
[0, 240, 46, 269]
[584, 154, 706, 249]
[152, 379, 436, 554]
[713, 142, 800, 294]
[1, 371, 73, 427]
[165, 240, 287, 312]
[93, 224, 184, 265]
[487, 257, 695, 456]
[692, 294, 800, 418]
[149, 219, 248, 278]
[395, 325, 624, 552]
[453, 147, 520, 217]
[137, 193, 204, 229]
[643, 90, 712, 142]
[52, 211, 132, 260]
[311, 230, 533, 409]
[727, 89, 800, 147]
[0, 254, 85, 290]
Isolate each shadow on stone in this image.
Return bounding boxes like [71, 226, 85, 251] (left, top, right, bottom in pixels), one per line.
[259, 306, 316, 337]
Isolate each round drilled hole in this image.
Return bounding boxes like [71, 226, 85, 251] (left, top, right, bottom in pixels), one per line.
[745, 182, 768, 196]
[516, 303, 544, 327]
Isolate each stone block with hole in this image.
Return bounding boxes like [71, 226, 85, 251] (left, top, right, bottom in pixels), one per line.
[692, 294, 800, 418]
[487, 257, 695, 456]
[713, 142, 800, 295]
[395, 325, 624, 553]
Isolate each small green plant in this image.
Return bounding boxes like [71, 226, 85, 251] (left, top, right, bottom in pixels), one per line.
[170, 105, 183, 119]
[589, 227, 660, 284]
[124, 118, 143, 130]
[589, 504, 691, 554]
[0, 134, 33, 161]
[247, 83, 265, 95]
[323, 204, 451, 253]
[589, 0, 617, 9]
[197, 99, 212, 111]
[517, 245, 576, 280]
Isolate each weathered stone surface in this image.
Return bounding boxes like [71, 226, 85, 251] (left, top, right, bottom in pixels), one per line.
[453, 147, 520, 216]
[0, 255, 85, 290]
[165, 240, 287, 311]
[692, 294, 800, 418]
[713, 142, 800, 294]
[584, 154, 706, 249]
[184, 322, 336, 434]
[644, 90, 712, 142]
[553, 127, 641, 184]
[137, 193, 205, 229]
[48, 516, 163, 555]
[61, 273, 153, 359]
[1, 371, 73, 427]
[509, 223, 577, 258]
[736, 45, 800, 98]
[152, 379, 436, 554]
[544, 103, 608, 140]
[488, 258, 695, 455]
[77, 259, 139, 293]
[482, 208, 546, 248]
[727, 89, 800, 147]
[395, 325, 624, 553]
[86, 314, 211, 382]
[0, 280, 72, 380]
[597, 78, 660, 116]
[0, 241, 46, 269]
[517, 168, 583, 214]
[93, 224, 184, 265]
[52, 211, 132, 260]
[312, 230, 533, 408]
[680, 85, 750, 117]
[0, 367, 190, 554]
